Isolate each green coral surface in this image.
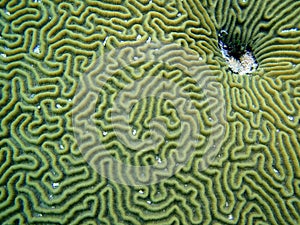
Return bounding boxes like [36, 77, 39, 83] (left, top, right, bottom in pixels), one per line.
[0, 0, 299, 224]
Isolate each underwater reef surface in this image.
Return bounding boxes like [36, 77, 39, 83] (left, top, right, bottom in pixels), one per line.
[0, 0, 299, 224]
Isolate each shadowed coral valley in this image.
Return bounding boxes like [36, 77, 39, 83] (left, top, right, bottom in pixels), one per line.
[0, 0, 299, 224]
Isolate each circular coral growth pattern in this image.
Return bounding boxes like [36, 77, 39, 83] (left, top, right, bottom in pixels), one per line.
[0, 0, 299, 224]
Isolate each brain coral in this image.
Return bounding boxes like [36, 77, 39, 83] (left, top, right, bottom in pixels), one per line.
[0, 0, 299, 224]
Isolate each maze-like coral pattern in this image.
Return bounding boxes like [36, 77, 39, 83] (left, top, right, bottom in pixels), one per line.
[0, 0, 299, 224]
[72, 41, 226, 186]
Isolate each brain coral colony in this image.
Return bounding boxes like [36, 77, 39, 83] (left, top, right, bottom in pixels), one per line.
[0, 0, 299, 225]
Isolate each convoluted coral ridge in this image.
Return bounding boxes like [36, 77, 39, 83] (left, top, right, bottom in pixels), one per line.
[0, 0, 299, 225]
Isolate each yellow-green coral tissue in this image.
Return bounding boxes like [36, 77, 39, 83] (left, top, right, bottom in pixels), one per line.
[0, 0, 299, 224]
